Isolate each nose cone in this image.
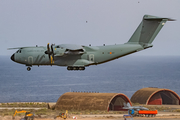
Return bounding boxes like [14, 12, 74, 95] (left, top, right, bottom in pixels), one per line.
[11, 54, 15, 61]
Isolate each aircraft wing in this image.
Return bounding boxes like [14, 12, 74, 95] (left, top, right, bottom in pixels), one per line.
[55, 44, 85, 56]
[60, 44, 84, 50]
[8, 47, 31, 50]
[7, 46, 44, 50]
[123, 106, 149, 110]
[123, 102, 148, 110]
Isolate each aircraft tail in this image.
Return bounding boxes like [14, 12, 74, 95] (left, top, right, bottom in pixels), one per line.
[123, 102, 131, 107]
[127, 15, 175, 48]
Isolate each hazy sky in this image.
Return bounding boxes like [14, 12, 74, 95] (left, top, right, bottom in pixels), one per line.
[0, 0, 180, 56]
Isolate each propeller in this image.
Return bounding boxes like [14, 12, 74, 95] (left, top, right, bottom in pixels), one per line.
[45, 43, 55, 64]
[51, 44, 54, 60]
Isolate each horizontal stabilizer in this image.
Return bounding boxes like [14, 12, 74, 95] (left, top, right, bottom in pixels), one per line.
[143, 15, 175, 21]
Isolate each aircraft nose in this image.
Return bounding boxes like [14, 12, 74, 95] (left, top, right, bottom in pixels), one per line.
[11, 54, 15, 61]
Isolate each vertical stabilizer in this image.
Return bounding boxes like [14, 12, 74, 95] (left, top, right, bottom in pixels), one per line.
[127, 15, 175, 48]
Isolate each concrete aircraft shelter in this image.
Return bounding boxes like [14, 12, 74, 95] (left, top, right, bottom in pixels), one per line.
[131, 87, 180, 105]
[55, 92, 131, 111]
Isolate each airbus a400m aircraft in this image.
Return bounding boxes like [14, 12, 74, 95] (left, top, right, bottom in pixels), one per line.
[9, 15, 174, 71]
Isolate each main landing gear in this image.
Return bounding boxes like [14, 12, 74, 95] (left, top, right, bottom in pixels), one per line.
[27, 67, 31, 71]
[67, 66, 85, 71]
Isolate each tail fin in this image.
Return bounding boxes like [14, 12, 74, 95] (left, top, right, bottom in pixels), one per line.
[123, 102, 131, 107]
[127, 15, 175, 48]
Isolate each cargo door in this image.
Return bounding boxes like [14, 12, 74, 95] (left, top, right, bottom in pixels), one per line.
[89, 54, 94, 62]
[28, 56, 33, 65]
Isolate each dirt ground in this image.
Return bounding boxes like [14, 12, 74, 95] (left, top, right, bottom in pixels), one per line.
[0, 104, 180, 120]
[1, 115, 180, 120]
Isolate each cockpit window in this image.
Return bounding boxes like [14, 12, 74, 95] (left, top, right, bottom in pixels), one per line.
[55, 46, 64, 49]
[16, 50, 21, 53]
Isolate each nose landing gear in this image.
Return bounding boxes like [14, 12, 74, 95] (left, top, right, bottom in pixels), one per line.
[27, 67, 31, 71]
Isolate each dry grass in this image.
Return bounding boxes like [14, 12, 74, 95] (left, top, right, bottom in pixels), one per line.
[145, 106, 172, 111]
[0, 109, 59, 117]
[0, 108, 127, 117]
[0, 102, 47, 108]
[67, 110, 126, 115]
[173, 109, 180, 112]
[0, 102, 126, 115]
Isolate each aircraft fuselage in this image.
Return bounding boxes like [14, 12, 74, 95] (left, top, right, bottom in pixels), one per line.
[11, 44, 144, 71]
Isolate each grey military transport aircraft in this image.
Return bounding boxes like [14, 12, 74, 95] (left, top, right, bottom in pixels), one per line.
[9, 15, 174, 71]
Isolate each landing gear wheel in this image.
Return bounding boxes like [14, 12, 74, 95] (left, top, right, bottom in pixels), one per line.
[79, 67, 85, 70]
[67, 67, 71, 70]
[27, 67, 31, 71]
[73, 67, 79, 70]
[67, 66, 73, 70]
[67, 66, 85, 71]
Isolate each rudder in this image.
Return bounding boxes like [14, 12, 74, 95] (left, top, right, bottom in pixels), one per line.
[127, 15, 175, 48]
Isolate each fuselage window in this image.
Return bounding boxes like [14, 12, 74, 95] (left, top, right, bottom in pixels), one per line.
[56, 46, 60, 48]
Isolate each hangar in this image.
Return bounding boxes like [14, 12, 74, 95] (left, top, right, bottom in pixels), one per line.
[131, 87, 180, 105]
[55, 92, 131, 111]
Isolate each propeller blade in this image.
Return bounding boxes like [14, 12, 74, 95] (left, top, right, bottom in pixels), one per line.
[45, 43, 50, 54]
[51, 44, 54, 60]
[50, 56, 52, 64]
[48, 43, 51, 60]
[48, 54, 50, 60]
[47, 43, 50, 51]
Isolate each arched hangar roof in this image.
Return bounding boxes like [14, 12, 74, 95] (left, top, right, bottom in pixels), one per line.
[131, 87, 180, 105]
[55, 92, 131, 111]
